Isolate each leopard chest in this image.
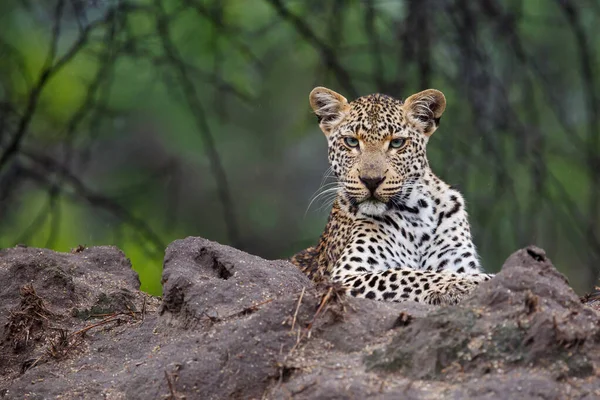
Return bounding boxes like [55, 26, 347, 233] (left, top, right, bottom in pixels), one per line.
[348, 204, 438, 272]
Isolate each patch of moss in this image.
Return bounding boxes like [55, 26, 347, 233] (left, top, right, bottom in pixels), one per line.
[365, 348, 412, 372]
[565, 353, 594, 378]
[488, 323, 526, 363]
[365, 308, 478, 377]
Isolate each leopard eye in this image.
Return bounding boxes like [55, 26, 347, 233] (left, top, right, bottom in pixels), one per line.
[344, 137, 359, 148]
[389, 138, 407, 149]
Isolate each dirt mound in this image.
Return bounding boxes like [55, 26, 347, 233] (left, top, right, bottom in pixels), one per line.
[1, 239, 599, 399]
[367, 247, 599, 379]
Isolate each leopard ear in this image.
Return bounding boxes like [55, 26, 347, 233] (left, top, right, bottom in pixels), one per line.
[403, 89, 446, 136]
[309, 87, 350, 136]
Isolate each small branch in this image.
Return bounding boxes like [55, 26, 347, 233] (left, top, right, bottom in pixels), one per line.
[155, 1, 242, 248]
[69, 314, 122, 337]
[556, 0, 600, 279]
[265, 0, 358, 98]
[0, 3, 117, 173]
[21, 151, 166, 257]
[290, 287, 305, 331]
[164, 370, 185, 400]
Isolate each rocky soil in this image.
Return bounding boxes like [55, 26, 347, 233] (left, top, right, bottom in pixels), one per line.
[1, 238, 599, 399]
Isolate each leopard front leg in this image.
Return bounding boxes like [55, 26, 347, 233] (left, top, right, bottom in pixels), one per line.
[333, 268, 492, 306]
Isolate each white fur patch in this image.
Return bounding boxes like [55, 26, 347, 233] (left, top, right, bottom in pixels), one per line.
[312, 91, 347, 132]
[358, 200, 387, 216]
[410, 94, 436, 129]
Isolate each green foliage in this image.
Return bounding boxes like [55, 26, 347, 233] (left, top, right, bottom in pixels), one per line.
[0, 0, 598, 295]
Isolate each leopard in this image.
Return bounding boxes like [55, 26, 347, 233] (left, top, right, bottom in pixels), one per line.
[290, 86, 494, 306]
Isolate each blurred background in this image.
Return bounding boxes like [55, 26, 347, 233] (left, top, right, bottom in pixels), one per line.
[0, 0, 599, 295]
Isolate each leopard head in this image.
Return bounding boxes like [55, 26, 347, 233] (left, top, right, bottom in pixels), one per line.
[309, 86, 446, 216]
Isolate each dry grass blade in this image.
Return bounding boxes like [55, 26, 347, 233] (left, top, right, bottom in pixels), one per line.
[306, 287, 333, 336]
[290, 287, 306, 331]
[224, 298, 274, 320]
[165, 370, 186, 399]
[287, 283, 347, 355]
[69, 314, 123, 337]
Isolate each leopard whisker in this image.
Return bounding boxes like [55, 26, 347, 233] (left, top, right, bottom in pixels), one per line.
[305, 185, 343, 215]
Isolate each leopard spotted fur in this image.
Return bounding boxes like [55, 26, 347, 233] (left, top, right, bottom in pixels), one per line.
[290, 87, 493, 306]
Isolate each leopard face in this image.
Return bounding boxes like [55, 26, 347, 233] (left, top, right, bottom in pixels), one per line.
[309, 87, 446, 216]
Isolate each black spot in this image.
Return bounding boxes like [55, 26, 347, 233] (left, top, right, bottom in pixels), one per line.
[439, 259, 448, 269]
[389, 274, 397, 282]
[351, 286, 366, 296]
[368, 275, 378, 287]
[445, 200, 461, 219]
[356, 246, 365, 252]
[356, 239, 365, 245]
[343, 264, 352, 270]
[383, 292, 395, 300]
[367, 257, 377, 265]
[457, 267, 465, 273]
[418, 199, 428, 208]
[368, 246, 376, 254]
[350, 257, 362, 262]
[437, 248, 452, 258]
[437, 212, 445, 227]
[384, 216, 400, 230]
[418, 233, 430, 247]
[357, 267, 368, 272]
[352, 280, 362, 288]
[397, 203, 419, 214]
[365, 291, 376, 299]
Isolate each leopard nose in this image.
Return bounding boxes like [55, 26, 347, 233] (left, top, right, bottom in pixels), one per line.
[359, 176, 385, 193]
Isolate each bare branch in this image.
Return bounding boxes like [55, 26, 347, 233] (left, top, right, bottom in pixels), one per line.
[155, 0, 242, 248]
[0, 2, 117, 173]
[22, 151, 166, 258]
[264, 0, 358, 98]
